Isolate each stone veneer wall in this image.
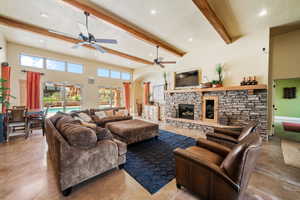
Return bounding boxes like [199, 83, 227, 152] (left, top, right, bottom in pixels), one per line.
[165, 89, 268, 139]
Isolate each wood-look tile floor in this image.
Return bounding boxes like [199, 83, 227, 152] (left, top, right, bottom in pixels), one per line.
[0, 125, 300, 200]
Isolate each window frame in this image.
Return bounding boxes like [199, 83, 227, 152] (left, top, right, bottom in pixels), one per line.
[97, 68, 111, 78]
[19, 53, 45, 69]
[45, 58, 66, 72]
[110, 70, 121, 79]
[67, 62, 84, 74]
[121, 72, 132, 81]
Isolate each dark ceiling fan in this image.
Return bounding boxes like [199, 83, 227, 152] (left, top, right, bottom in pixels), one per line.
[49, 11, 117, 53]
[153, 46, 176, 68]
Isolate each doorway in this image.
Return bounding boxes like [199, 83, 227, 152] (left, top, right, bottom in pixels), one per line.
[43, 82, 82, 115]
[272, 78, 300, 142]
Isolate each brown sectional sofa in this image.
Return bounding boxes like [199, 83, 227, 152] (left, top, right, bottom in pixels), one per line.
[45, 113, 127, 196]
[71, 107, 132, 128]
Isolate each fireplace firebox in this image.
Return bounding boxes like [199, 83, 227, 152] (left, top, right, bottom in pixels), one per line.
[178, 104, 194, 120]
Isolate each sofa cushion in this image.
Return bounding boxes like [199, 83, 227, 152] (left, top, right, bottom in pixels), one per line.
[95, 127, 113, 141]
[115, 109, 128, 117]
[185, 146, 224, 165]
[49, 112, 70, 126]
[95, 111, 107, 119]
[105, 110, 114, 117]
[58, 122, 97, 149]
[92, 115, 132, 126]
[78, 112, 92, 122]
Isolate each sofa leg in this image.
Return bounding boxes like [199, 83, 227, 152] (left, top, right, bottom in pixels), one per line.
[62, 187, 72, 196]
[176, 184, 181, 189]
[119, 164, 124, 169]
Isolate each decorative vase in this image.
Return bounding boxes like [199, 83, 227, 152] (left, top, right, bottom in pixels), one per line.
[212, 83, 222, 88]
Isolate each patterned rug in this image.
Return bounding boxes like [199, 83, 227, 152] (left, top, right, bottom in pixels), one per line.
[123, 130, 196, 194]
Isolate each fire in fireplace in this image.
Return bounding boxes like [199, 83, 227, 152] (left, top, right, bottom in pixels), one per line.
[178, 104, 194, 120]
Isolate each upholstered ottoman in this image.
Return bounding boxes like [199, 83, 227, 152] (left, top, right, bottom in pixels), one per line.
[106, 119, 159, 144]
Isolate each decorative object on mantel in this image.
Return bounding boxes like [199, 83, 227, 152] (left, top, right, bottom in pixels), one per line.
[211, 64, 223, 88]
[200, 75, 212, 88]
[240, 76, 258, 86]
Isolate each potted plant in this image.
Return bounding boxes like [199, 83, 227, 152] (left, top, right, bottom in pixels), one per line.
[212, 64, 224, 88]
[0, 78, 15, 143]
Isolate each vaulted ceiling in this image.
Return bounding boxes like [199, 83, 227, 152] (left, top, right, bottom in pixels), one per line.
[0, 0, 299, 68]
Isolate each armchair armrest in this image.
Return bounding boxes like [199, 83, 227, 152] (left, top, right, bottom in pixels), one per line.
[214, 128, 241, 137]
[174, 148, 239, 192]
[196, 138, 231, 157]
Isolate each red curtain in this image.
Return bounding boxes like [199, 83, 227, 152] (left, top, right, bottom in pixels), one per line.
[143, 82, 150, 105]
[1, 64, 11, 112]
[123, 82, 131, 112]
[26, 71, 41, 109]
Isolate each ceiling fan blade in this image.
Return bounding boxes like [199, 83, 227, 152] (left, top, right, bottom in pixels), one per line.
[91, 43, 106, 53]
[48, 29, 78, 39]
[159, 63, 165, 68]
[71, 41, 88, 49]
[160, 61, 176, 64]
[95, 39, 118, 44]
[77, 23, 89, 37]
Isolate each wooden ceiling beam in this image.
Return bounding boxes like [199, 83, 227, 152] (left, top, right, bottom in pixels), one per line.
[0, 15, 153, 65]
[192, 0, 232, 44]
[61, 0, 186, 57]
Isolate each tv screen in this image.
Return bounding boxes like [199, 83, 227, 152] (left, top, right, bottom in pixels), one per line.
[175, 70, 199, 87]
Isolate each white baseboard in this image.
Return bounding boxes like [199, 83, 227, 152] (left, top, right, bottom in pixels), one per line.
[275, 116, 300, 123]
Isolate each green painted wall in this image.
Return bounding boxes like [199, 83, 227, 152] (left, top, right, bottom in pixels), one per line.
[275, 79, 300, 118]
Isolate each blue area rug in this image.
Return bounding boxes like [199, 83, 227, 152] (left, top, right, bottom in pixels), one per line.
[123, 130, 196, 194]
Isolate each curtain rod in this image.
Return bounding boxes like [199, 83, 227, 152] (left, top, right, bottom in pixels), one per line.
[21, 70, 45, 75]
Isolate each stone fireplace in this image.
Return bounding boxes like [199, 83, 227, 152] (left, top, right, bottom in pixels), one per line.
[178, 104, 194, 120]
[165, 86, 268, 139]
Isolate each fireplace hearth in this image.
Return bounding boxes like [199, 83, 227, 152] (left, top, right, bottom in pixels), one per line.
[178, 104, 194, 120]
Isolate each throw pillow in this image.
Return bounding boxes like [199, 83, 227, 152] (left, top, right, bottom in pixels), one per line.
[105, 110, 114, 117]
[78, 112, 92, 122]
[59, 122, 97, 149]
[95, 111, 107, 119]
[116, 109, 129, 116]
[95, 127, 113, 141]
[80, 121, 97, 129]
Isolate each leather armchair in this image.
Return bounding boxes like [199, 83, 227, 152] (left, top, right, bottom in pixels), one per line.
[174, 132, 262, 200]
[206, 121, 257, 148]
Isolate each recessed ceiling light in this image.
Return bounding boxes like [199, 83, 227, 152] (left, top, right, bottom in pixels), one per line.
[40, 12, 49, 18]
[258, 9, 267, 17]
[150, 9, 157, 15]
[39, 39, 44, 43]
[188, 38, 193, 42]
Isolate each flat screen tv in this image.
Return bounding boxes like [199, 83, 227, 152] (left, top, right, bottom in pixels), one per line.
[175, 70, 200, 87]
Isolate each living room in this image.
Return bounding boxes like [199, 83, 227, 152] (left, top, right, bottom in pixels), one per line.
[0, 0, 300, 200]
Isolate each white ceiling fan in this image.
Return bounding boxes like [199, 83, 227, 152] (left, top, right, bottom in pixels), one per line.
[49, 11, 117, 53]
[153, 46, 176, 68]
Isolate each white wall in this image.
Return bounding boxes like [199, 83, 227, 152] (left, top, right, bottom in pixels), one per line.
[7, 42, 133, 109]
[0, 33, 7, 64]
[134, 30, 270, 103]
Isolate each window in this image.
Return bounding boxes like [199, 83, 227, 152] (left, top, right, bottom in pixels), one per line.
[98, 87, 123, 108]
[46, 59, 65, 71]
[110, 70, 121, 79]
[121, 72, 131, 80]
[20, 54, 44, 68]
[98, 68, 110, 77]
[67, 63, 83, 74]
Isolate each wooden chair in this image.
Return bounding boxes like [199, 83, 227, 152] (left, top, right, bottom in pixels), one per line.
[26, 106, 49, 138]
[7, 107, 28, 141]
